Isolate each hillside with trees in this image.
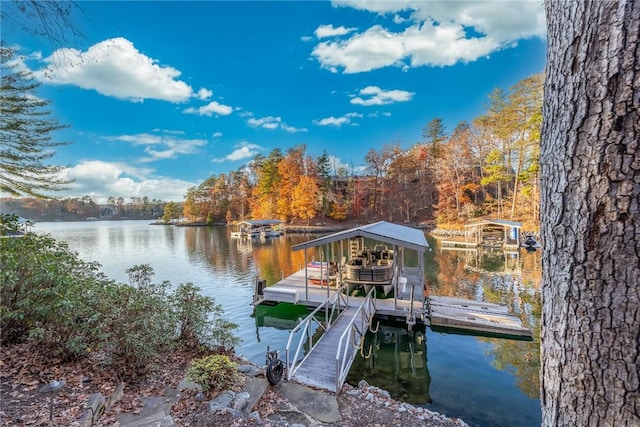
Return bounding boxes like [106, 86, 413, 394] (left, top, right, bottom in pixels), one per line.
[182, 73, 543, 230]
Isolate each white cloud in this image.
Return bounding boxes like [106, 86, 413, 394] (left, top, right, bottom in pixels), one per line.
[183, 101, 233, 117]
[314, 116, 351, 127]
[212, 142, 263, 163]
[108, 133, 207, 162]
[35, 37, 194, 102]
[61, 160, 195, 202]
[315, 24, 357, 38]
[301, 35, 313, 42]
[350, 86, 414, 106]
[247, 116, 307, 133]
[196, 88, 213, 100]
[314, 0, 545, 73]
[212, 132, 223, 138]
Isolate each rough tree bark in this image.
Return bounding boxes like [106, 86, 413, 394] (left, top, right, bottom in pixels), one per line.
[541, 1, 639, 426]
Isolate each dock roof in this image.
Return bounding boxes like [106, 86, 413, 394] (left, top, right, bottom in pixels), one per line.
[291, 221, 428, 252]
[463, 219, 522, 228]
[237, 219, 282, 226]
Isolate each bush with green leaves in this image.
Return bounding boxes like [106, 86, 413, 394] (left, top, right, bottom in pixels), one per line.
[98, 265, 177, 375]
[1, 214, 240, 376]
[173, 282, 240, 351]
[186, 354, 240, 392]
[1, 213, 110, 358]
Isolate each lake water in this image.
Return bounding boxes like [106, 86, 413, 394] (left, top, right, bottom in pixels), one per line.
[35, 220, 541, 427]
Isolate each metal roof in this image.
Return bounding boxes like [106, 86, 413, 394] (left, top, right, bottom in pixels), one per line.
[463, 219, 522, 228]
[291, 221, 428, 252]
[237, 219, 282, 226]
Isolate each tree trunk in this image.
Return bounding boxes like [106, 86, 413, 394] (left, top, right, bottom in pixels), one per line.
[541, 1, 639, 426]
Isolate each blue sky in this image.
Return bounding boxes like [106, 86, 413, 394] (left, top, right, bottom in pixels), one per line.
[2, 0, 547, 203]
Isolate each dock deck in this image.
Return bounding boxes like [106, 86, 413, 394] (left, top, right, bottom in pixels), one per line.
[260, 269, 532, 338]
[261, 266, 425, 321]
[428, 296, 532, 338]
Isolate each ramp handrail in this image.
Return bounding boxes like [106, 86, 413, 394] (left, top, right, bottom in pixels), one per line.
[285, 284, 349, 380]
[334, 286, 377, 391]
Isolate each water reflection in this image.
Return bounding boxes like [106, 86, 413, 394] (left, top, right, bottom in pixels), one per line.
[348, 326, 432, 404]
[36, 221, 541, 427]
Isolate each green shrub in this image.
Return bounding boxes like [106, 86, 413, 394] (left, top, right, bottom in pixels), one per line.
[1, 214, 110, 359]
[0, 214, 240, 377]
[186, 354, 240, 392]
[173, 282, 240, 351]
[99, 275, 177, 376]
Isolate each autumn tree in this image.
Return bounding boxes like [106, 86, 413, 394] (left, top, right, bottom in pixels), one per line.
[276, 146, 306, 222]
[250, 149, 282, 219]
[434, 122, 479, 224]
[291, 175, 320, 225]
[540, 1, 639, 426]
[1, 47, 72, 197]
[507, 74, 543, 219]
[162, 201, 182, 222]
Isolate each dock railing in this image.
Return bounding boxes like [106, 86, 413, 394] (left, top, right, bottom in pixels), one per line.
[285, 284, 350, 381]
[335, 286, 377, 392]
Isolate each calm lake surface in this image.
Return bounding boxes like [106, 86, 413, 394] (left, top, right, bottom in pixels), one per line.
[35, 220, 542, 427]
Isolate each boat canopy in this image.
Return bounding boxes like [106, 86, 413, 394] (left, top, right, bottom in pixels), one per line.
[291, 221, 428, 252]
[463, 219, 522, 229]
[236, 219, 282, 227]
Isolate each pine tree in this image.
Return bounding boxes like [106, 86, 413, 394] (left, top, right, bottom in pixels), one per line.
[0, 47, 72, 197]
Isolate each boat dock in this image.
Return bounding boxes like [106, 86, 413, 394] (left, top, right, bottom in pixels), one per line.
[254, 221, 532, 392]
[428, 296, 532, 338]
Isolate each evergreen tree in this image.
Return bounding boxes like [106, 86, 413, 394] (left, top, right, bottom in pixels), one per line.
[0, 47, 72, 197]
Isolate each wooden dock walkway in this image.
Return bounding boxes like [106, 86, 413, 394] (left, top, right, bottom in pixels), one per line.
[289, 305, 361, 391]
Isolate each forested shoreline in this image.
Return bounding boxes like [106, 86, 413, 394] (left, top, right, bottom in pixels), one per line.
[181, 73, 543, 230]
[3, 74, 543, 230]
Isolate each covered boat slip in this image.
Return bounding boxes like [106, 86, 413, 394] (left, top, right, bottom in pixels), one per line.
[438, 219, 523, 250]
[257, 222, 532, 392]
[261, 221, 428, 324]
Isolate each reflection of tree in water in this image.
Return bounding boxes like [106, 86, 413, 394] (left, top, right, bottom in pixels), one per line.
[347, 326, 432, 405]
[430, 241, 542, 401]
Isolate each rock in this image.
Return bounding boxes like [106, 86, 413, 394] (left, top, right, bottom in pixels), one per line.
[178, 378, 203, 392]
[106, 384, 125, 410]
[79, 393, 105, 427]
[346, 390, 360, 396]
[209, 390, 235, 412]
[223, 407, 243, 417]
[195, 393, 206, 402]
[249, 410, 262, 423]
[277, 383, 341, 424]
[237, 364, 264, 377]
[232, 392, 250, 411]
[378, 389, 391, 398]
[118, 396, 176, 427]
[365, 393, 373, 401]
[397, 406, 407, 413]
[240, 376, 269, 414]
[357, 380, 369, 389]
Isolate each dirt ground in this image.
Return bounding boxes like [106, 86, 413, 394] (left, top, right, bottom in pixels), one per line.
[1, 342, 465, 427]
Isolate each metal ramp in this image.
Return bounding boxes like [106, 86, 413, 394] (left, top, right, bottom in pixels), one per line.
[285, 286, 376, 392]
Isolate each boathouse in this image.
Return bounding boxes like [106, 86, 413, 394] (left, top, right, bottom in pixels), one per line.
[464, 219, 522, 249]
[256, 221, 532, 392]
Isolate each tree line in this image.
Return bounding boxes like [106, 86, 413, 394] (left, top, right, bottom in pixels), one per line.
[183, 74, 543, 229]
[1, 196, 169, 221]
